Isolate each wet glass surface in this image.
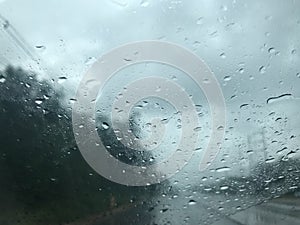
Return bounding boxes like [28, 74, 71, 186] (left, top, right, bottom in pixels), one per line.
[0, 0, 300, 224]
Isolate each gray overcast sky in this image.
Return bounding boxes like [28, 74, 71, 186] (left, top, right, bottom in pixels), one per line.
[1, 0, 299, 99]
[1, 0, 300, 176]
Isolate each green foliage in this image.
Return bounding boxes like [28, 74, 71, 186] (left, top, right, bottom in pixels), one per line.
[0, 66, 155, 224]
[0, 66, 69, 204]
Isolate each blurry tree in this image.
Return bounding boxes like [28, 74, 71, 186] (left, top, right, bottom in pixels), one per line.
[0, 65, 169, 225]
[0, 65, 70, 204]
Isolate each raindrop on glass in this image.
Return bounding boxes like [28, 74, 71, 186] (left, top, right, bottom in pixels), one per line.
[259, 66, 266, 74]
[102, 122, 110, 130]
[58, 76, 67, 84]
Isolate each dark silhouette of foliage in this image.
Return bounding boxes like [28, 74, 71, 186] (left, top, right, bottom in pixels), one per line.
[0, 66, 71, 204]
[0, 65, 168, 224]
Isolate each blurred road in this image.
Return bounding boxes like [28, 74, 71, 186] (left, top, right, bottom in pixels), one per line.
[63, 194, 300, 225]
[214, 195, 300, 225]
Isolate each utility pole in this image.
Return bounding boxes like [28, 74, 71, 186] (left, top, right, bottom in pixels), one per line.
[247, 128, 267, 170]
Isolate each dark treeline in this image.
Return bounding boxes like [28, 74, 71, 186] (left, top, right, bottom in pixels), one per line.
[0, 66, 167, 225]
[97, 113, 157, 166]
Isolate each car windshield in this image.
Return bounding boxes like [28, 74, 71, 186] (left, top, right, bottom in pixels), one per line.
[0, 0, 300, 225]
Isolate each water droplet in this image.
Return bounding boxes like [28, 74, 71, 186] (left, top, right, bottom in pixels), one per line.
[196, 17, 204, 25]
[216, 167, 231, 172]
[220, 186, 229, 191]
[110, 0, 128, 7]
[102, 122, 110, 130]
[267, 93, 292, 104]
[171, 75, 177, 80]
[160, 208, 169, 213]
[204, 187, 212, 191]
[58, 76, 67, 84]
[223, 75, 231, 81]
[35, 45, 46, 51]
[35, 99, 43, 105]
[0, 75, 6, 83]
[265, 157, 275, 163]
[276, 147, 288, 155]
[188, 200, 197, 205]
[2, 20, 9, 29]
[202, 177, 208, 181]
[265, 15, 272, 21]
[203, 78, 210, 83]
[193, 127, 201, 132]
[43, 94, 50, 100]
[210, 30, 218, 37]
[268, 47, 275, 54]
[247, 150, 254, 154]
[217, 125, 224, 130]
[85, 56, 97, 65]
[240, 103, 249, 109]
[69, 98, 77, 104]
[140, 0, 149, 7]
[220, 5, 228, 11]
[259, 66, 266, 74]
[287, 151, 296, 158]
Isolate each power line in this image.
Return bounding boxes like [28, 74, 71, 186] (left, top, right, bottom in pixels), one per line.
[0, 14, 39, 63]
